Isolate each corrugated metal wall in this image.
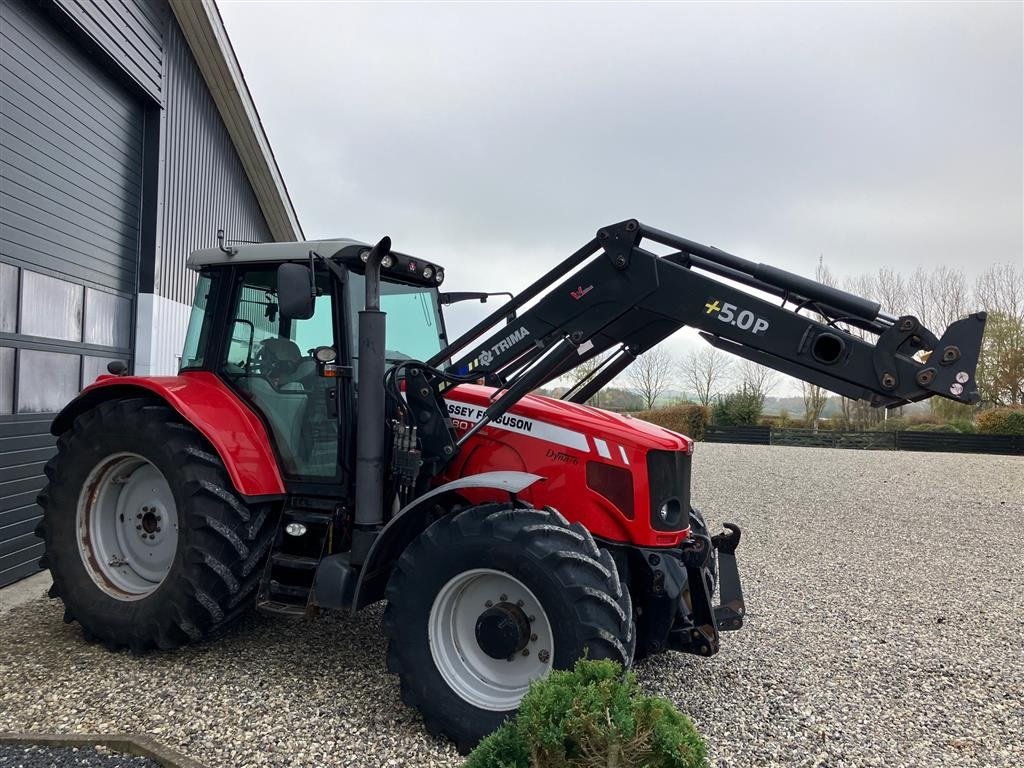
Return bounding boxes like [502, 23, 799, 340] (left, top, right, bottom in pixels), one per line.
[52, 0, 165, 101]
[1, 0, 273, 586]
[157, 18, 271, 306]
[1, 0, 145, 587]
[1, 0, 144, 293]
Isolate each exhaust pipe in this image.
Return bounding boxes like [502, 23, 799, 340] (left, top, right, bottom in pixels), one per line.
[352, 236, 391, 565]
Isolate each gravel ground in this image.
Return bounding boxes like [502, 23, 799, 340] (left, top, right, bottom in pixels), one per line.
[0, 745, 159, 767]
[1, 444, 1021, 767]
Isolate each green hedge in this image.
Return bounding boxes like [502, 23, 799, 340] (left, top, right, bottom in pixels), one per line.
[904, 423, 958, 432]
[711, 390, 763, 426]
[633, 404, 709, 440]
[466, 659, 706, 768]
[977, 408, 1024, 435]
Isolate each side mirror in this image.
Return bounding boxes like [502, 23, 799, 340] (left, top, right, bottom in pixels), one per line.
[278, 263, 314, 320]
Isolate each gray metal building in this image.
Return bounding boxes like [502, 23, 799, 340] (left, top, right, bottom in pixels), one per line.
[0, 0, 301, 587]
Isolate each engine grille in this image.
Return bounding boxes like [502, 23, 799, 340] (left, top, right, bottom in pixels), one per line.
[646, 449, 692, 531]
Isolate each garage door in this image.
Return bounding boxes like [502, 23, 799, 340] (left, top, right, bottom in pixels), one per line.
[1, 1, 144, 587]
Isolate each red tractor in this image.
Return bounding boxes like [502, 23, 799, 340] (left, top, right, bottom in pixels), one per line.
[37, 221, 985, 751]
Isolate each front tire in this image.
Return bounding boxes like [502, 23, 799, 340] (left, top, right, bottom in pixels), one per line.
[383, 503, 634, 753]
[36, 397, 276, 651]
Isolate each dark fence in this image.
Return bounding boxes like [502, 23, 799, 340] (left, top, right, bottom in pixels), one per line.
[704, 425, 1023, 456]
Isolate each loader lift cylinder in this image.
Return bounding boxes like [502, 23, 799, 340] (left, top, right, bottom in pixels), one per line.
[641, 224, 888, 325]
[352, 236, 391, 565]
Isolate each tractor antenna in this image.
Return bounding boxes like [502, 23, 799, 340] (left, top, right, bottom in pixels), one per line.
[216, 228, 235, 256]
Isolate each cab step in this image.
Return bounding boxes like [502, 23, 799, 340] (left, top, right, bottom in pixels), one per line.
[271, 553, 319, 570]
[256, 501, 339, 618]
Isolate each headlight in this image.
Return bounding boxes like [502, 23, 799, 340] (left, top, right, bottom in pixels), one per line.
[656, 498, 684, 528]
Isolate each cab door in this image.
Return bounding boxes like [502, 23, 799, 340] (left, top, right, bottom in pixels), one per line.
[220, 267, 343, 484]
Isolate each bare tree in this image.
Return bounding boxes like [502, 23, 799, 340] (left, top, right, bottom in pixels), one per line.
[872, 267, 909, 318]
[801, 382, 829, 427]
[907, 265, 970, 331]
[974, 262, 1024, 323]
[681, 345, 732, 407]
[738, 360, 778, 402]
[626, 346, 675, 410]
[974, 262, 1024, 406]
[564, 351, 612, 407]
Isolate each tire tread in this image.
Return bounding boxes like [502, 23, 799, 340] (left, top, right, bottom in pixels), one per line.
[37, 396, 276, 652]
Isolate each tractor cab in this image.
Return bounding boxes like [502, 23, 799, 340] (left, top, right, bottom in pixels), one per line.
[180, 240, 448, 483]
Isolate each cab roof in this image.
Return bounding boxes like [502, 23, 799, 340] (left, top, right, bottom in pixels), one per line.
[187, 238, 367, 271]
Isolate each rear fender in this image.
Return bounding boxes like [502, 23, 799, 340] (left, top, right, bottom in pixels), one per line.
[351, 471, 545, 611]
[50, 372, 285, 498]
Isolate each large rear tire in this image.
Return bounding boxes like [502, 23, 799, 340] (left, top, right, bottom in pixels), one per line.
[36, 397, 276, 651]
[383, 503, 634, 753]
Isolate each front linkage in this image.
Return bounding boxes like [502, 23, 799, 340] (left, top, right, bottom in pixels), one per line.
[606, 509, 745, 661]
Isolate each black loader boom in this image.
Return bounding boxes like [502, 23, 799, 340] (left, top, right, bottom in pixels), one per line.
[418, 219, 986, 457]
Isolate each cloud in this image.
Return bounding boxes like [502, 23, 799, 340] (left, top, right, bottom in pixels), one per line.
[219, 0, 1022, 381]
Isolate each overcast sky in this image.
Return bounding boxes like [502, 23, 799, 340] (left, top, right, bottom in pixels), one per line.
[218, 0, 1023, 379]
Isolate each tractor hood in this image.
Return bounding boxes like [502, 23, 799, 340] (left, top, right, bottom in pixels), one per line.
[444, 385, 692, 454]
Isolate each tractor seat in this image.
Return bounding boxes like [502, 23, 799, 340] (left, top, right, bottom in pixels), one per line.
[258, 337, 315, 389]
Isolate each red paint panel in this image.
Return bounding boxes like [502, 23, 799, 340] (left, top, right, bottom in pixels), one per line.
[441, 385, 692, 547]
[78, 372, 284, 497]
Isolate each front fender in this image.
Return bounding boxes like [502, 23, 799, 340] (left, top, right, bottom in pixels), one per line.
[51, 371, 285, 498]
[351, 471, 545, 611]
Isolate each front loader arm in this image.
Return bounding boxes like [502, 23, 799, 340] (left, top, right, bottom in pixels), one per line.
[424, 219, 986, 449]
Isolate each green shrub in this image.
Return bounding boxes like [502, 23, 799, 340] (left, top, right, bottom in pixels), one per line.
[634, 404, 709, 440]
[976, 408, 1024, 435]
[466, 659, 706, 768]
[868, 417, 903, 432]
[947, 418, 976, 434]
[905, 422, 958, 432]
[711, 390, 763, 426]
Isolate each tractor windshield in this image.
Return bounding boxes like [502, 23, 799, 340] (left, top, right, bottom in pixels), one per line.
[346, 274, 446, 365]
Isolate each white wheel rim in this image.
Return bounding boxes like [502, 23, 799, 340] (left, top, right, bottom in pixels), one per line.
[76, 452, 179, 601]
[428, 568, 554, 711]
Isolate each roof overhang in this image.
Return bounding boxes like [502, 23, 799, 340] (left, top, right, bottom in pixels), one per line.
[169, 0, 303, 242]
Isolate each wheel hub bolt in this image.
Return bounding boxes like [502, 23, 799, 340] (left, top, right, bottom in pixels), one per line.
[521, 648, 529, 657]
[530, 633, 537, 642]
[136, 513, 142, 519]
[136, 525, 142, 530]
[499, 594, 507, 602]
[528, 615, 535, 623]
[516, 599, 524, 607]
[538, 649, 550, 663]
[485, 600, 493, 607]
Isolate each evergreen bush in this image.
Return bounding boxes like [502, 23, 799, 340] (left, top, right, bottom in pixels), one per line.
[466, 659, 706, 768]
[711, 390, 763, 426]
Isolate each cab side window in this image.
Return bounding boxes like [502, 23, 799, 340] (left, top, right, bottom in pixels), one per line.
[221, 269, 339, 480]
